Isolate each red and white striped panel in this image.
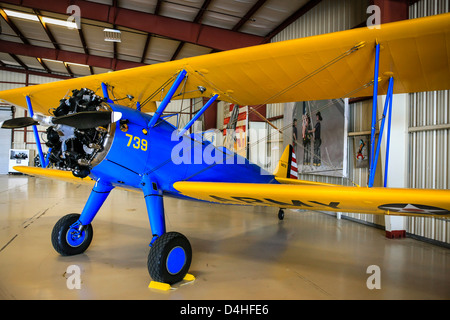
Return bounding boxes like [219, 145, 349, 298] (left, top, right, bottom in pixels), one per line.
[290, 147, 298, 179]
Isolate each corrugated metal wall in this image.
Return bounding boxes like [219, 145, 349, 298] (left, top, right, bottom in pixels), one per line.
[269, 0, 450, 243]
[408, 0, 450, 244]
[269, 0, 378, 226]
[0, 71, 67, 166]
[269, 0, 369, 187]
[271, 0, 369, 41]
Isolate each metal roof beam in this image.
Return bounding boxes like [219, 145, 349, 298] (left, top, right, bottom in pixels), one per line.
[140, 33, 151, 64]
[232, 0, 267, 32]
[0, 39, 145, 71]
[171, 42, 184, 61]
[0, 64, 71, 79]
[9, 53, 28, 70]
[154, 0, 163, 15]
[34, 9, 60, 50]
[0, 7, 30, 45]
[172, 0, 213, 61]
[63, 62, 74, 77]
[0, 0, 264, 51]
[36, 57, 51, 74]
[264, 0, 323, 42]
[194, 0, 212, 23]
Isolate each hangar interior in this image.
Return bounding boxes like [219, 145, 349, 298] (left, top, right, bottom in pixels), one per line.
[0, 0, 449, 299]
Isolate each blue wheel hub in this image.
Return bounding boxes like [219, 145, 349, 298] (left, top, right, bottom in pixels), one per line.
[66, 222, 86, 248]
[166, 246, 186, 275]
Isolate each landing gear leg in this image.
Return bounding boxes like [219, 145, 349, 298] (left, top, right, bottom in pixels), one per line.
[278, 208, 285, 221]
[142, 175, 192, 284]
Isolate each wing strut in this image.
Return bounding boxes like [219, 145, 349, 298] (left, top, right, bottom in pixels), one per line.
[369, 76, 394, 188]
[178, 93, 219, 136]
[101, 82, 113, 103]
[368, 42, 395, 188]
[25, 95, 48, 168]
[369, 42, 380, 184]
[384, 78, 394, 187]
[148, 69, 188, 128]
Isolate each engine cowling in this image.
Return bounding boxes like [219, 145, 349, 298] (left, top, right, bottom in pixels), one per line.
[45, 88, 115, 178]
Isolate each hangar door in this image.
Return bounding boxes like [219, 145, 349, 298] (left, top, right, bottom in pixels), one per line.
[0, 106, 12, 174]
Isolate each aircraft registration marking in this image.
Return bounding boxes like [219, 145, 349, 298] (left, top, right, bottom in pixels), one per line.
[125, 133, 148, 151]
[209, 195, 340, 209]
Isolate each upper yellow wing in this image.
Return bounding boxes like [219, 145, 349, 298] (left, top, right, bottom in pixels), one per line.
[173, 181, 450, 218]
[0, 13, 449, 115]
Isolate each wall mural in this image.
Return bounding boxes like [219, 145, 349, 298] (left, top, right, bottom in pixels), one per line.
[284, 99, 348, 178]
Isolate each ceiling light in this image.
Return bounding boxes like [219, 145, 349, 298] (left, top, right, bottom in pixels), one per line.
[42, 16, 78, 29]
[42, 59, 89, 68]
[67, 62, 90, 68]
[42, 58, 63, 64]
[103, 28, 121, 42]
[4, 9, 77, 29]
[3, 9, 39, 21]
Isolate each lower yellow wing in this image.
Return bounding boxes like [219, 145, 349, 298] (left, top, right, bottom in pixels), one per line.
[16, 166, 450, 218]
[13, 166, 95, 186]
[173, 181, 450, 218]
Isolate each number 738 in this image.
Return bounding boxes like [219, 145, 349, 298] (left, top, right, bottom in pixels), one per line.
[125, 134, 148, 151]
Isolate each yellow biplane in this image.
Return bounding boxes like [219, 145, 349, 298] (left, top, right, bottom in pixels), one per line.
[0, 13, 449, 285]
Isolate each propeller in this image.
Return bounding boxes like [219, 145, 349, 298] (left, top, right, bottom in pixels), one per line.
[52, 111, 122, 129]
[1, 117, 38, 129]
[1, 111, 122, 130]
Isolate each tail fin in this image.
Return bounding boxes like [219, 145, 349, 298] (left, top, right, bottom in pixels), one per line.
[273, 144, 298, 179]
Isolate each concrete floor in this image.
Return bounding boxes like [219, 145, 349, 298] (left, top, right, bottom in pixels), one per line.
[0, 174, 449, 300]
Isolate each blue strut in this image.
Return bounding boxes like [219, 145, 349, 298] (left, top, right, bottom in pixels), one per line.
[148, 69, 187, 128]
[141, 174, 166, 246]
[384, 77, 394, 187]
[368, 43, 380, 187]
[368, 77, 394, 188]
[78, 180, 114, 226]
[178, 94, 219, 137]
[25, 96, 47, 168]
[101, 82, 113, 103]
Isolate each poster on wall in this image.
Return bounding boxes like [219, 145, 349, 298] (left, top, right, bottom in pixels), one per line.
[284, 99, 348, 177]
[223, 103, 248, 158]
[353, 135, 369, 169]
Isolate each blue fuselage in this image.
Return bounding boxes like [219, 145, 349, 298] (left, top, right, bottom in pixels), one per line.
[89, 104, 277, 199]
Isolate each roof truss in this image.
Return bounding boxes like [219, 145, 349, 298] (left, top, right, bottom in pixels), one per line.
[0, 0, 330, 78]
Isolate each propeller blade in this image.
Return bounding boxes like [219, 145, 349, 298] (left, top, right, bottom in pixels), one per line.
[52, 111, 121, 129]
[1, 117, 38, 129]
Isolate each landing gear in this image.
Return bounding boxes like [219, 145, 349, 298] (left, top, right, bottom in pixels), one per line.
[51, 181, 113, 256]
[278, 208, 285, 221]
[51, 175, 193, 285]
[51, 213, 93, 256]
[147, 232, 192, 285]
[142, 175, 192, 285]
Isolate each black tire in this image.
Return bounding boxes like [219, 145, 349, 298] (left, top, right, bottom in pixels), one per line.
[278, 209, 285, 220]
[51, 213, 93, 256]
[147, 232, 192, 285]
